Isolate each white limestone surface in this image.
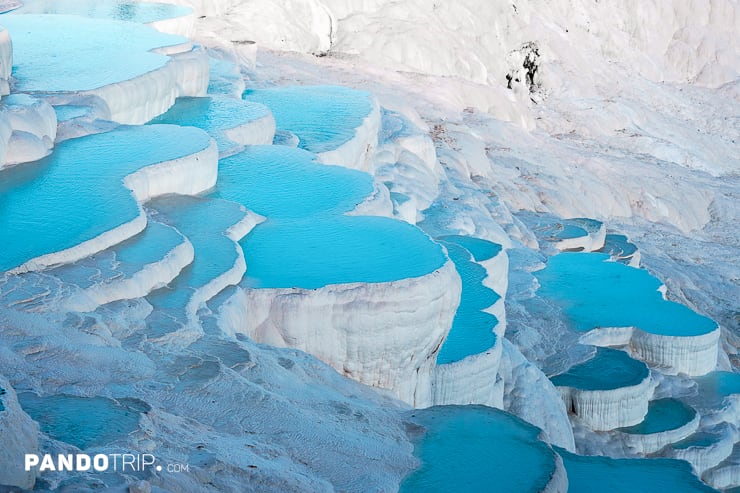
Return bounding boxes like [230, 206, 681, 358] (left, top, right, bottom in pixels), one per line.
[579, 326, 721, 377]
[87, 48, 209, 124]
[0, 375, 39, 490]
[0, 94, 57, 167]
[217, 259, 461, 407]
[557, 373, 656, 431]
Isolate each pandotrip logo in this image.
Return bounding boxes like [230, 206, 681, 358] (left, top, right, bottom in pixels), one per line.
[24, 453, 190, 474]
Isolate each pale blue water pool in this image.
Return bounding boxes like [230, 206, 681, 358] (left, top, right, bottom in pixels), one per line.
[619, 399, 696, 435]
[47, 221, 185, 289]
[207, 57, 243, 97]
[2, 15, 187, 92]
[149, 96, 271, 152]
[535, 252, 717, 336]
[0, 125, 211, 272]
[146, 196, 246, 312]
[557, 448, 717, 493]
[18, 393, 142, 450]
[436, 242, 499, 365]
[241, 216, 446, 289]
[214, 146, 373, 219]
[243, 85, 373, 153]
[695, 372, 740, 407]
[6, 0, 191, 23]
[550, 347, 649, 390]
[53, 104, 90, 122]
[400, 405, 559, 493]
[437, 235, 502, 262]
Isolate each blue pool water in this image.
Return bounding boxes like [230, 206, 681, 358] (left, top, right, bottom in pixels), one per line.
[400, 405, 559, 493]
[0, 386, 5, 412]
[53, 104, 90, 122]
[2, 15, 187, 92]
[243, 85, 373, 153]
[550, 347, 649, 391]
[0, 125, 211, 272]
[147, 196, 247, 311]
[600, 233, 638, 261]
[47, 221, 185, 289]
[149, 96, 271, 153]
[695, 372, 740, 406]
[241, 216, 447, 289]
[18, 393, 142, 450]
[437, 235, 502, 262]
[558, 448, 717, 493]
[535, 252, 717, 336]
[436, 242, 499, 365]
[207, 57, 243, 97]
[619, 399, 696, 435]
[214, 146, 373, 219]
[6, 0, 191, 23]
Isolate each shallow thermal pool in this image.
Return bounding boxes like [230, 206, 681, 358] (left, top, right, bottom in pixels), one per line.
[243, 85, 373, 154]
[1, 14, 187, 92]
[149, 96, 271, 153]
[618, 398, 696, 435]
[436, 242, 499, 365]
[18, 393, 144, 450]
[0, 125, 211, 272]
[558, 448, 716, 493]
[535, 252, 717, 336]
[550, 347, 649, 391]
[241, 215, 446, 289]
[214, 146, 373, 218]
[400, 405, 560, 493]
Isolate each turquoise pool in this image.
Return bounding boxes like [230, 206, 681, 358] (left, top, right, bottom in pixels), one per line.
[400, 405, 560, 493]
[243, 85, 373, 154]
[535, 252, 717, 336]
[437, 235, 502, 262]
[0, 125, 211, 272]
[618, 399, 696, 435]
[241, 216, 447, 289]
[558, 448, 716, 493]
[149, 96, 271, 152]
[18, 393, 142, 450]
[436, 242, 499, 365]
[2, 14, 187, 92]
[550, 347, 649, 391]
[214, 146, 373, 219]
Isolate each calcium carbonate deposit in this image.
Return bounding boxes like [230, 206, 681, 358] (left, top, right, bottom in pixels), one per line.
[0, 0, 737, 491]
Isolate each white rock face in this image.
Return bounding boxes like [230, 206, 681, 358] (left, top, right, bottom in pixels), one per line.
[431, 345, 503, 408]
[0, 376, 39, 490]
[0, 26, 11, 96]
[0, 94, 57, 168]
[665, 424, 736, 476]
[10, 138, 218, 274]
[84, 47, 209, 124]
[63, 236, 195, 313]
[217, 259, 461, 407]
[579, 326, 721, 377]
[222, 110, 276, 148]
[557, 373, 656, 432]
[500, 340, 576, 450]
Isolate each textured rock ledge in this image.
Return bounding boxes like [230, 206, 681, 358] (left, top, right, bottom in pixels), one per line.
[217, 258, 461, 407]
